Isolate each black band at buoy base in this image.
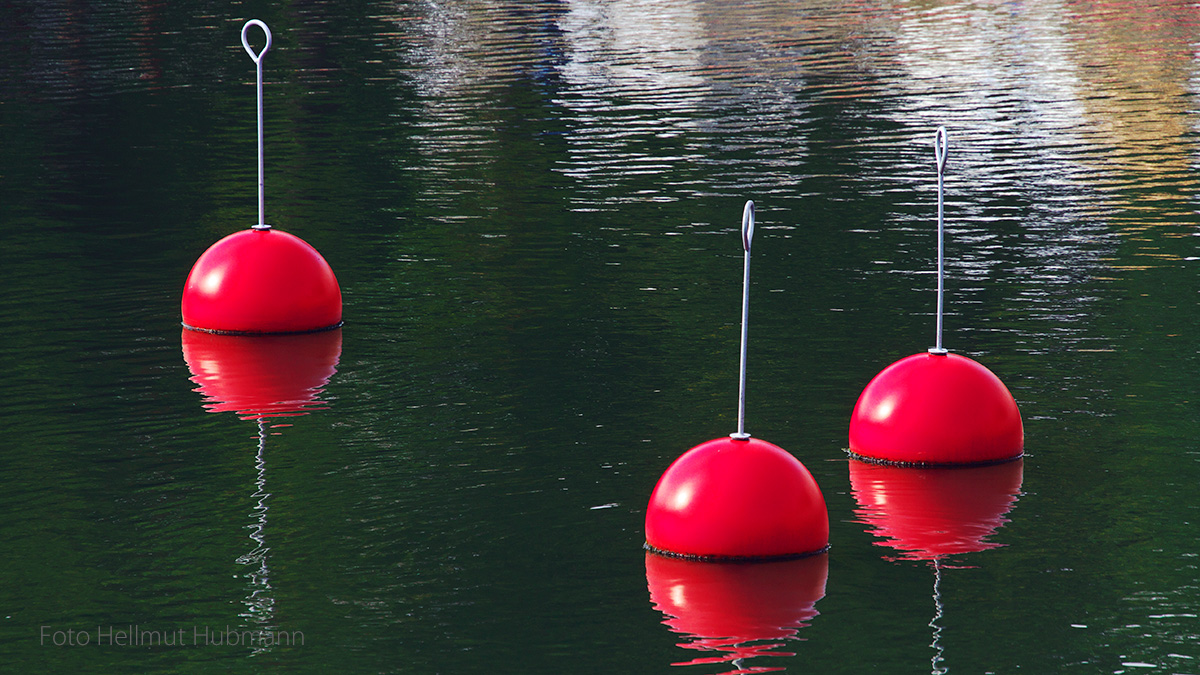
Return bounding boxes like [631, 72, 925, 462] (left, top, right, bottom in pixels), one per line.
[845, 449, 1024, 469]
[644, 542, 831, 564]
[181, 320, 344, 337]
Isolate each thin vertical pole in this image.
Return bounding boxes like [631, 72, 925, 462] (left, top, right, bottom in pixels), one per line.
[241, 20, 273, 230]
[930, 127, 949, 355]
[732, 200, 755, 441]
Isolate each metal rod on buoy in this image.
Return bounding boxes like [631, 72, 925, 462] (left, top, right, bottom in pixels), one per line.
[241, 20, 273, 231]
[929, 127, 949, 356]
[731, 200, 755, 441]
[644, 196, 829, 561]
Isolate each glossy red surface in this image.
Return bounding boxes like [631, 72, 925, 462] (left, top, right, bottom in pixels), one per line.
[849, 352, 1023, 465]
[645, 437, 829, 560]
[182, 228, 342, 334]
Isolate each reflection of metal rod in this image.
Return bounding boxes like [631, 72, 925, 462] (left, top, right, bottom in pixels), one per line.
[930, 127, 949, 356]
[237, 419, 275, 640]
[237, 420, 271, 566]
[731, 200, 755, 441]
[241, 19, 273, 230]
[929, 561, 947, 675]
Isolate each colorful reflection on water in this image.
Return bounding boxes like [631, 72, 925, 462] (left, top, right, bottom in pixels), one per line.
[647, 553, 828, 673]
[182, 329, 342, 420]
[850, 459, 1024, 563]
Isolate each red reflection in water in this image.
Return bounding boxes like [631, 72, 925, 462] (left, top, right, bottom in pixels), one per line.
[181, 328, 342, 420]
[849, 459, 1024, 562]
[646, 552, 828, 673]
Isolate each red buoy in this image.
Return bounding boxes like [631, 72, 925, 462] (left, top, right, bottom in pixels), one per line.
[646, 436, 829, 560]
[181, 20, 341, 335]
[849, 352, 1023, 465]
[848, 128, 1022, 465]
[182, 228, 342, 334]
[645, 551, 827, 667]
[645, 202, 828, 560]
[181, 328, 342, 420]
[849, 458, 1024, 561]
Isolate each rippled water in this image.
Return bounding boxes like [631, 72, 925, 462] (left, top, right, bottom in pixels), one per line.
[2, 1, 1199, 672]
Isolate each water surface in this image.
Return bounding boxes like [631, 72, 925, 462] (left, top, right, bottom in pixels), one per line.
[2, 1, 1199, 672]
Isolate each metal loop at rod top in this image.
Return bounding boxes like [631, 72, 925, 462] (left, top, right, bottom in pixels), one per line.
[242, 20, 272, 230]
[732, 200, 755, 440]
[929, 127, 949, 355]
[241, 19, 272, 63]
[742, 199, 755, 253]
[934, 126, 948, 173]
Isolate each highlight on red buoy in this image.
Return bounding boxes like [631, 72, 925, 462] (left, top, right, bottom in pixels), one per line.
[646, 551, 827, 669]
[182, 228, 342, 335]
[181, 19, 342, 335]
[646, 436, 830, 560]
[847, 127, 1022, 466]
[849, 458, 1024, 561]
[645, 201, 829, 561]
[849, 352, 1022, 465]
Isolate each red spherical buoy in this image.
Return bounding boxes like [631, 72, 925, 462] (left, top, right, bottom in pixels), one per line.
[849, 458, 1024, 561]
[850, 128, 1023, 466]
[646, 201, 828, 561]
[181, 327, 342, 420]
[181, 228, 342, 335]
[182, 21, 342, 335]
[646, 436, 830, 561]
[645, 551, 827, 667]
[848, 352, 1023, 465]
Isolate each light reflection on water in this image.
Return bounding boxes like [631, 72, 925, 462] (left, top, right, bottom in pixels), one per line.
[2, 0, 1200, 672]
[181, 330, 342, 420]
[181, 329, 344, 653]
[646, 552, 828, 673]
[381, 0, 1198, 374]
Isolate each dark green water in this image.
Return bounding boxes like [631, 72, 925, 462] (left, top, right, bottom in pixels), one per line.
[2, 1, 1199, 672]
